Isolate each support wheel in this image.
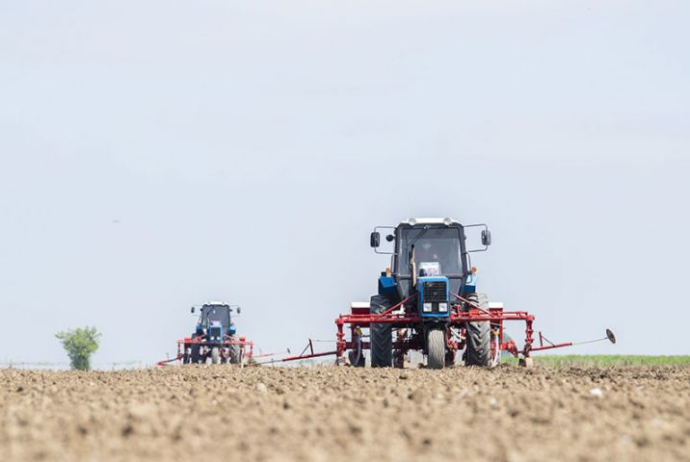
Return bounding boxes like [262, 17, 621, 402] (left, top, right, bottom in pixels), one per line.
[370, 295, 393, 368]
[445, 348, 456, 368]
[211, 347, 221, 365]
[427, 328, 446, 369]
[348, 350, 365, 367]
[465, 293, 492, 367]
[348, 332, 365, 367]
[393, 350, 405, 369]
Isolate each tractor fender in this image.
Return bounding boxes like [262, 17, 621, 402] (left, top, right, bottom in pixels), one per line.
[378, 276, 397, 297]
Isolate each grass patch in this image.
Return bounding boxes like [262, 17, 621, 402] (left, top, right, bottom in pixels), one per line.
[503, 355, 690, 367]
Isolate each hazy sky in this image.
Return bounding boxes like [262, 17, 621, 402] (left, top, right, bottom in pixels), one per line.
[1, 1, 688, 367]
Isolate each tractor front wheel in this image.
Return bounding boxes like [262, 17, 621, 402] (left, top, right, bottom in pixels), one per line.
[427, 328, 446, 369]
[370, 295, 393, 368]
[211, 347, 221, 365]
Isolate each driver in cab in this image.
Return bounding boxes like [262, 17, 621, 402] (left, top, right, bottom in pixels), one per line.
[417, 242, 442, 277]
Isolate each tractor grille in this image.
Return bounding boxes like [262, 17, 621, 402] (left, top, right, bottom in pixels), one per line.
[209, 326, 222, 342]
[423, 281, 447, 303]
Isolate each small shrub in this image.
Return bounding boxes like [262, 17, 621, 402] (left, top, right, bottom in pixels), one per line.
[56, 327, 101, 371]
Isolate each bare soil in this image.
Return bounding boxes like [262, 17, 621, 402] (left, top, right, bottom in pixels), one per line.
[1, 365, 689, 461]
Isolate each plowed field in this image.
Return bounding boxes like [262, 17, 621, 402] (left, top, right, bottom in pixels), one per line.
[1, 365, 688, 461]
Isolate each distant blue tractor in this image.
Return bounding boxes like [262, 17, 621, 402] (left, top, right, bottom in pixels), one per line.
[183, 302, 243, 365]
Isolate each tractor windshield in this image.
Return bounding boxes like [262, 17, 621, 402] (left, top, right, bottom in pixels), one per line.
[398, 227, 464, 277]
[201, 305, 231, 328]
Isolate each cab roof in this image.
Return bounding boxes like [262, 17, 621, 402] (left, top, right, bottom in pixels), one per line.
[398, 217, 460, 227]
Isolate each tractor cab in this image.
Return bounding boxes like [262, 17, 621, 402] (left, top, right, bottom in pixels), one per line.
[370, 218, 491, 318]
[365, 217, 494, 369]
[177, 301, 248, 365]
[192, 302, 239, 342]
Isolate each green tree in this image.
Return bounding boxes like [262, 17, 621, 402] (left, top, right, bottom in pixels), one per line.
[55, 327, 101, 371]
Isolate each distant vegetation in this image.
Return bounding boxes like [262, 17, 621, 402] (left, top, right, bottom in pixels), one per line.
[504, 355, 690, 367]
[55, 327, 101, 371]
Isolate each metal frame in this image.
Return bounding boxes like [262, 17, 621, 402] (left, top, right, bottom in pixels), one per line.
[464, 223, 491, 253]
[271, 292, 585, 367]
[372, 226, 398, 255]
[157, 334, 254, 366]
[334, 292, 537, 364]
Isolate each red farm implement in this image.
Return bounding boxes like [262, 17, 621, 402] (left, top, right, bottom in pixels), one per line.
[332, 294, 615, 368]
[264, 296, 614, 368]
[158, 334, 254, 366]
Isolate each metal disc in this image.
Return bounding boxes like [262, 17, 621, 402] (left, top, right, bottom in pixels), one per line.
[606, 328, 616, 344]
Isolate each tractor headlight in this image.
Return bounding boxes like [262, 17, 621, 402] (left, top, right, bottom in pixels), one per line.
[423, 303, 432, 312]
[439, 303, 448, 312]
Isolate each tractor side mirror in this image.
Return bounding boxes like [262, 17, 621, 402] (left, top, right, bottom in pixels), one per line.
[481, 230, 492, 246]
[386, 234, 395, 242]
[370, 232, 380, 248]
[191, 307, 195, 314]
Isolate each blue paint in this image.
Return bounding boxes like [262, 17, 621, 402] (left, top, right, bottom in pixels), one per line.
[417, 276, 450, 318]
[464, 273, 478, 294]
[378, 276, 398, 297]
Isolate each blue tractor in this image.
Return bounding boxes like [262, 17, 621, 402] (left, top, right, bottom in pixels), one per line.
[183, 302, 243, 365]
[360, 217, 494, 369]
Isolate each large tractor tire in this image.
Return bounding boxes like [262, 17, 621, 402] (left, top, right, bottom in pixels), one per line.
[229, 344, 241, 364]
[465, 292, 492, 367]
[211, 347, 221, 365]
[427, 328, 446, 369]
[370, 295, 393, 368]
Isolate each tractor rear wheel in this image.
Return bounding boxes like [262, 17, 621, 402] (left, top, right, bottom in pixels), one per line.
[465, 293, 492, 367]
[427, 328, 446, 369]
[370, 295, 392, 368]
[211, 347, 221, 364]
[229, 344, 241, 364]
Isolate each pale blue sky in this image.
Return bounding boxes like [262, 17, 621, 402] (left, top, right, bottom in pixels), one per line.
[1, 1, 688, 366]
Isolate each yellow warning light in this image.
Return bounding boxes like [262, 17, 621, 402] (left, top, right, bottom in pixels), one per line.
[471, 266, 478, 274]
[386, 267, 392, 276]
